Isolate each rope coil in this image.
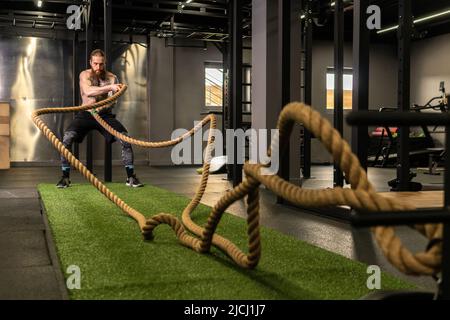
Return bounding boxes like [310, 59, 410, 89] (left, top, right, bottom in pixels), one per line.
[31, 85, 442, 276]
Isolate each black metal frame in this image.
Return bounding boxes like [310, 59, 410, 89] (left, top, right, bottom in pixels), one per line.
[73, 31, 80, 159]
[85, 5, 94, 173]
[104, 0, 112, 182]
[0, 0, 249, 43]
[333, 0, 344, 187]
[80, 1, 114, 180]
[229, 0, 243, 187]
[443, 127, 450, 300]
[301, 0, 312, 179]
[351, 0, 369, 170]
[396, 0, 412, 191]
[276, 0, 291, 204]
[281, 0, 352, 221]
[347, 110, 450, 300]
[221, 43, 229, 157]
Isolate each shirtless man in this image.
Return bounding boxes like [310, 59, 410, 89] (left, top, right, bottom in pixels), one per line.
[57, 49, 143, 188]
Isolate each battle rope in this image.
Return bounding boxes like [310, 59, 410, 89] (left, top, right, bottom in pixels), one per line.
[32, 85, 442, 276]
[32, 84, 261, 269]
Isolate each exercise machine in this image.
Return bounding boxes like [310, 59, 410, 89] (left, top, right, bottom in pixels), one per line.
[367, 82, 448, 191]
[369, 82, 448, 168]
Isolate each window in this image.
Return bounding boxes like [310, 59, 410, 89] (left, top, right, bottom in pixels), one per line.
[204, 62, 252, 113]
[326, 68, 353, 110]
[205, 63, 223, 108]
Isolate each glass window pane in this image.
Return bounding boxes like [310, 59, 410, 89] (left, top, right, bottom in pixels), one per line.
[326, 70, 353, 110]
[205, 67, 223, 107]
[326, 73, 334, 90]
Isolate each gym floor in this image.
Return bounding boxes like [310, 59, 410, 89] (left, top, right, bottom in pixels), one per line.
[0, 165, 443, 299]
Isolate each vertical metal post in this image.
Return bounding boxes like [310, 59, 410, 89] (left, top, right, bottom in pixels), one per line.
[351, 0, 369, 170]
[104, 0, 112, 182]
[146, 34, 151, 166]
[289, 0, 302, 185]
[397, 0, 412, 191]
[73, 31, 80, 159]
[441, 126, 450, 299]
[276, 0, 291, 203]
[226, 2, 233, 182]
[302, 0, 313, 179]
[231, 0, 243, 187]
[222, 44, 229, 156]
[85, 7, 93, 172]
[333, 0, 344, 187]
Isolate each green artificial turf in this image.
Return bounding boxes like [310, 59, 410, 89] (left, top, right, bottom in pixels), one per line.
[38, 183, 417, 300]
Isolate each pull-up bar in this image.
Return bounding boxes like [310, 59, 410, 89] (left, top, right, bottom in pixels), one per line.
[347, 111, 450, 126]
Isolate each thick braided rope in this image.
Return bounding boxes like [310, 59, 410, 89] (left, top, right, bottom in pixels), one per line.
[32, 84, 262, 269]
[93, 97, 441, 275]
[32, 85, 442, 275]
[244, 102, 441, 275]
[91, 100, 262, 268]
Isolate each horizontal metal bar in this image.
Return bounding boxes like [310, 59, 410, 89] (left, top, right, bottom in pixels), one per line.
[113, 4, 227, 19]
[0, 9, 65, 18]
[347, 111, 450, 126]
[1, 0, 83, 3]
[133, 0, 227, 10]
[351, 208, 450, 227]
[0, 24, 74, 39]
[0, 16, 66, 25]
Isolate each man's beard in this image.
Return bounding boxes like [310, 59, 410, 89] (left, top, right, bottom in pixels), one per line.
[90, 69, 106, 82]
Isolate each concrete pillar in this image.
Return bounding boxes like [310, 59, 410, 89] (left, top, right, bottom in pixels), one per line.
[251, 0, 301, 182]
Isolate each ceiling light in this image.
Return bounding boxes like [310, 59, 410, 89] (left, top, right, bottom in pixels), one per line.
[377, 8, 450, 34]
[37, 0, 43, 7]
[377, 25, 399, 34]
[414, 9, 450, 24]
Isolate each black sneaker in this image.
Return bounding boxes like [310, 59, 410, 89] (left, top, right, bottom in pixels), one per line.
[126, 174, 143, 188]
[56, 176, 71, 188]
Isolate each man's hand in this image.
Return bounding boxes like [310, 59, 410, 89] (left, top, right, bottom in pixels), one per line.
[109, 83, 122, 93]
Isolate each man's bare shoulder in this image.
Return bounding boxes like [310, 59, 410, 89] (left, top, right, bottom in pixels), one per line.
[106, 71, 118, 80]
[79, 69, 90, 79]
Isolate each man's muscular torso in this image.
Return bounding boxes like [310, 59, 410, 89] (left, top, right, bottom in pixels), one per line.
[80, 69, 117, 105]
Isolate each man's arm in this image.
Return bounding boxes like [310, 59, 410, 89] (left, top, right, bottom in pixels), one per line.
[108, 74, 120, 96]
[79, 71, 121, 97]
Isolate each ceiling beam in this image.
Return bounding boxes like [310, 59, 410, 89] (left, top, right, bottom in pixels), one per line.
[129, 0, 226, 11]
[112, 4, 227, 19]
[0, 0, 84, 4]
[0, 14, 65, 23]
[0, 9, 66, 18]
[0, 23, 74, 39]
